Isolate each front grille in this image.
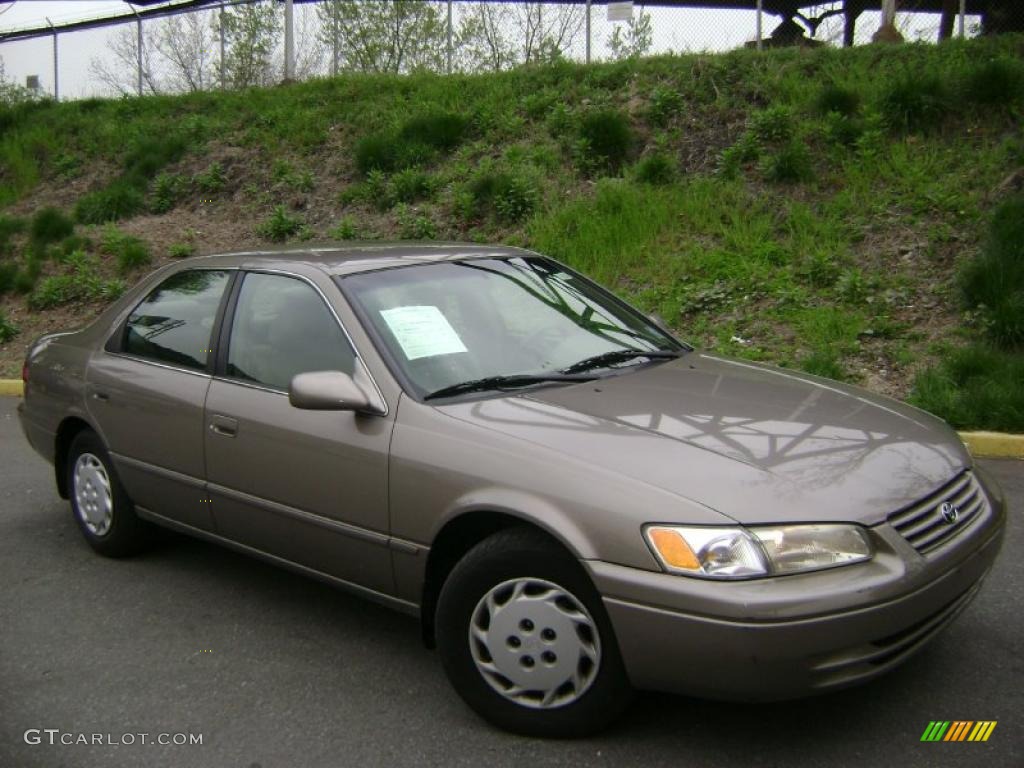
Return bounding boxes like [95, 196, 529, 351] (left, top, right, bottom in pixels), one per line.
[888, 471, 987, 553]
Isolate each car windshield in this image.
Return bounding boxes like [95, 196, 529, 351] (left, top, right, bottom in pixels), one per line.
[341, 256, 686, 400]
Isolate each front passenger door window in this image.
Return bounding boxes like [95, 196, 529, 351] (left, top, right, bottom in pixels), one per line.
[226, 273, 356, 392]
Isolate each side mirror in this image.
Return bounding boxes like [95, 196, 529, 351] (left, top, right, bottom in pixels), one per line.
[288, 366, 385, 414]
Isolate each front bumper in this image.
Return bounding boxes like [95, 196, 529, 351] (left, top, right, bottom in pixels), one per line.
[586, 471, 1006, 701]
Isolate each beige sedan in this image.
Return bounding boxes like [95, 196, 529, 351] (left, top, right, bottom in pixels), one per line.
[19, 244, 1005, 736]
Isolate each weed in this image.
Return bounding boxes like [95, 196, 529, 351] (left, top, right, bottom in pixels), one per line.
[467, 170, 538, 223]
[75, 181, 145, 224]
[579, 110, 633, 170]
[151, 172, 184, 214]
[399, 112, 468, 152]
[633, 153, 676, 185]
[329, 217, 359, 240]
[117, 238, 151, 273]
[761, 140, 813, 184]
[879, 75, 951, 133]
[801, 350, 846, 381]
[355, 134, 397, 176]
[815, 85, 861, 117]
[0, 263, 16, 294]
[169, 242, 195, 258]
[29, 207, 74, 249]
[195, 162, 226, 193]
[396, 205, 436, 239]
[257, 206, 302, 242]
[749, 106, 796, 144]
[27, 251, 124, 309]
[648, 87, 684, 126]
[910, 344, 1024, 431]
[0, 312, 17, 343]
[0, 214, 25, 256]
[389, 169, 435, 205]
[963, 58, 1024, 107]
[961, 194, 1024, 348]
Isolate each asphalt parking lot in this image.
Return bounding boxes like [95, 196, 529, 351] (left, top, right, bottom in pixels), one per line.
[1, 397, 1021, 768]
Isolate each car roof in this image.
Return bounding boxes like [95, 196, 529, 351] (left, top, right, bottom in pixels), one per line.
[182, 242, 535, 276]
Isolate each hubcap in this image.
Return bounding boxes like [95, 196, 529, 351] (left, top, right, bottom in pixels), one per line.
[469, 578, 601, 709]
[73, 453, 113, 536]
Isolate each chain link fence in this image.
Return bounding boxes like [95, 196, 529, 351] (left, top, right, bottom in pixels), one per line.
[0, 1, 1020, 101]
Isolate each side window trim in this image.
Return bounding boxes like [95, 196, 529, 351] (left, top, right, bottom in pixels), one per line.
[213, 269, 389, 415]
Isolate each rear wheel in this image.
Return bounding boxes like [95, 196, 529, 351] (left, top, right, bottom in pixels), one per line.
[436, 528, 632, 737]
[67, 430, 155, 557]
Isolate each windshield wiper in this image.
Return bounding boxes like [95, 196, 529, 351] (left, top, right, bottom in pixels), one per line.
[559, 348, 682, 375]
[424, 373, 597, 401]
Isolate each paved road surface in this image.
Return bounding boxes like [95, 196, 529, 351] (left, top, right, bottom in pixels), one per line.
[0, 398, 1020, 768]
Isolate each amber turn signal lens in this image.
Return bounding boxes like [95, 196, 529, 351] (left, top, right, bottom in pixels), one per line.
[648, 528, 701, 570]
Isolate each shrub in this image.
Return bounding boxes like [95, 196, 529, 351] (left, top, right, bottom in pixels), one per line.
[961, 194, 1024, 348]
[27, 252, 123, 309]
[29, 207, 74, 249]
[467, 171, 538, 222]
[749, 106, 796, 144]
[329, 217, 359, 240]
[648, 87, 684, 126]
[824, 112, 864, 147]
[815, 85, 861, 117]
[389, 168, 435, 205]
[633, 153, 676, 185]
[122, 135, 187, 187]
[75, 181, 145, 224]
[910, 345, 1024, 431]
[0, 214, 25, 255]
[399, 113, 468, 152]
[396, 205, 436, 240]
[761, 140, 813, 184]
[579, 110, 634, 169]
[801, 350, 846, 381]
[151, 172, 184, 214]
[117, 238, 151, 273]
[355, 134, 396, 176]
[0, 311, 17, 343]
[169, 242, 195, 258]
[963, 58, 1024, 106]
[257, 206, 302, 242]
[195, 162, 225, 193]
[13, 257, 41, 294]
[0, 263, 17, 294]
[879, 75, 951, 133]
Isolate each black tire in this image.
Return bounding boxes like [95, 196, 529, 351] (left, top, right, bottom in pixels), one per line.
[436, 527, 633, 737]
[66, 430, 155, 558]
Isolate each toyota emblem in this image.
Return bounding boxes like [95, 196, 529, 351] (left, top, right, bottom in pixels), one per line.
[940, 502, 960, 525]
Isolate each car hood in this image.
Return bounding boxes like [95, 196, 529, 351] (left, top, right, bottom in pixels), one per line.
[438, 353, 970, 527]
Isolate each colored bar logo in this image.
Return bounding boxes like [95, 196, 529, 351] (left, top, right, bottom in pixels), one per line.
[920, 721, 997, 742]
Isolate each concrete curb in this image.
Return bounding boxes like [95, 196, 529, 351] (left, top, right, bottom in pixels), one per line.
[1, 379, 1022, 459]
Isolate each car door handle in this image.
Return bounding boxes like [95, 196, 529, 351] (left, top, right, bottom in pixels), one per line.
[91, 391, 109, 402]
[209, 415, 238, 438]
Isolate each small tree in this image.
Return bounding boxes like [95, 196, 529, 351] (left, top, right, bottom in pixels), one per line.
[154, 11, 217, 92]
[218, 0, 280, 89]
[89, 23, 161, 96]
[609, 9, 654, 60]
[316, 1, 445, 74]
[456, 3, 518, 73]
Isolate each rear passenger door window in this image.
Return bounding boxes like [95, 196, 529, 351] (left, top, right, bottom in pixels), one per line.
[226, 273, 355, 392]
[124, 270, 231, 371]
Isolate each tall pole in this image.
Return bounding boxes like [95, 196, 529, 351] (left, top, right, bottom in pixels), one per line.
[585, 0, 591, 64]
[958, 0, 966, 37]
[47, 18, 58, 101]
[446, 0, 453, 75]
[332, 2, 339, 76]
[284, 0, 295, 81]
[136, 14, 143, 96]
[756, 0, 763, 50]
[881, 0, 896, 29]
[219, 3, 226, 89]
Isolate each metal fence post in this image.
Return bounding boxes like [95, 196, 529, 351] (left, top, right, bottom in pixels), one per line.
[446, 0, 453, 75]
[219, 2, 226, 89]
[136, 14, 143, 96]
[47, 18, 58, 101]
[585, 0, 591, 64]
[284, 0, 295, 81]
[332, 2, 339, 76]
[958, 0, 966, 37]
[756, 0, 763, 51]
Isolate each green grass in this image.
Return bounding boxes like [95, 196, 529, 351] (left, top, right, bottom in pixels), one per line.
[2, 34, 1024, 425]
[0, 311, 17, 343]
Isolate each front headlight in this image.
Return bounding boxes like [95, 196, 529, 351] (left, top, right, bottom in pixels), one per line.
[644, 523, 872, 580]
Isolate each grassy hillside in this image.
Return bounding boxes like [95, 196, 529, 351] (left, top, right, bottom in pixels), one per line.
[2, 36, 1023, 428]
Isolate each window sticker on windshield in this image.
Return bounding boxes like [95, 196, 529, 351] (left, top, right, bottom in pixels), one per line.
[380, 305, 469, 361]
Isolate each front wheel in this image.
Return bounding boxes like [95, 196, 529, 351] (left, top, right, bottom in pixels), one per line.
[436, 528, 632, 737]
[67, 430, 155, 558]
